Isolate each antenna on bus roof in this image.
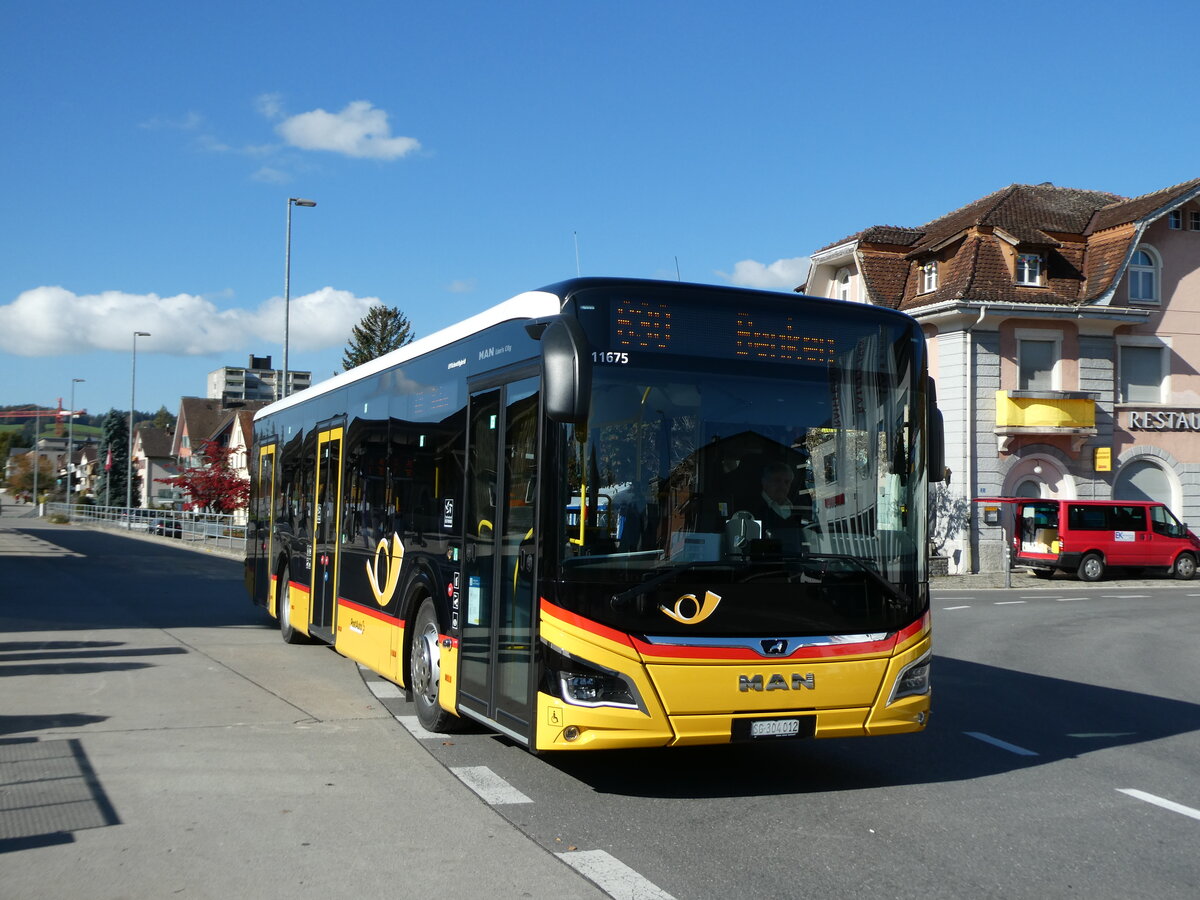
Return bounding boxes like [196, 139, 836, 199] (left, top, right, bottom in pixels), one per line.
[675, 256, 681, 281]
[574, 231, 581, 277]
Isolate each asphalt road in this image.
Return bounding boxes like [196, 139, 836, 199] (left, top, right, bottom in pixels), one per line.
[3, 509, 1197, 898]
[377, 576, 1200, 899]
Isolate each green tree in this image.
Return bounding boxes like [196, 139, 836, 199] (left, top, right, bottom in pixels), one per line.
[99, 410, 142, 508]
[341, 305, 414, 371]
[153, 405, 175, 430]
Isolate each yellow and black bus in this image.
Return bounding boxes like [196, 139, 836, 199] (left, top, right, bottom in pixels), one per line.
[245, 277, 944, 750]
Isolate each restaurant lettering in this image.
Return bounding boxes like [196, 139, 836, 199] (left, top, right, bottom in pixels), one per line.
[1128, 410, 1200, 431]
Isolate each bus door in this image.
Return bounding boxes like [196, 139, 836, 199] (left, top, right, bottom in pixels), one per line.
[458, 375, 540, 742]
[310, 424, 344, 643]
[254, 443, 278, 613]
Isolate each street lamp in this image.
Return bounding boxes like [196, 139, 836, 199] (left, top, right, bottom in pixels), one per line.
[67, 378, 84, 515]
[127, 331, 150, 516]
[282, 197, 317, 400]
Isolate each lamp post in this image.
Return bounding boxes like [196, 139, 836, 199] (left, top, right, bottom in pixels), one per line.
[283, 197, 316, 400]
[127, 331, 150, 517]
[67, 378, 84, 516]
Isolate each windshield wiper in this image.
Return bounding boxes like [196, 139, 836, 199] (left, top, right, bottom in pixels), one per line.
[804, 553, 912, 612]
[610, 561, 727, 612]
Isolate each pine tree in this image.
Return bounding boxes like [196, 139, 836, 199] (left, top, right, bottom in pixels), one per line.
[341, 305, 414, 371]
[100, 410, 132, 508]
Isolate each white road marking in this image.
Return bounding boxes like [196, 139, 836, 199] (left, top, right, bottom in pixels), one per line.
[1118, 789, 1200, 822]
[450, 766, 533, 805]
[1054, 597, 1079, 602]
[395, 715, 440, 740]
[964, 731, 1038, 756]
[557, 849, 676, 900]
[942, 605, 971, 611]
[994, 600, 1027, 605]
[367, 680, 404, 699]
[1104, 595, 1149, 599]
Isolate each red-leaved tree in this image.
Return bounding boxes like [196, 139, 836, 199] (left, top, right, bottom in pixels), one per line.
[157, 440, 250, 514]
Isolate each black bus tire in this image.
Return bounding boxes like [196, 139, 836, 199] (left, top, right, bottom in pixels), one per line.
[409, 596, 457, 733]
[278, 565, 309, 644]
[1173, 553, 1197, 580]
[1078, 553, 1105, 582]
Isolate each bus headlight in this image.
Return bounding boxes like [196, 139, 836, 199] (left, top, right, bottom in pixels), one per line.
[546, 645, 642, 710]
[888, 651, 931, 704]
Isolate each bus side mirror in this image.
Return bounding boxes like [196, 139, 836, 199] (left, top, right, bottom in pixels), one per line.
[927, 376, 946, 482]
[537, 317, 592, 424]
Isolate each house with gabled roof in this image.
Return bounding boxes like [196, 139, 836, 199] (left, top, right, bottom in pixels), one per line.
[802, 179, 1200, 574]
[134, 425, 178, 508]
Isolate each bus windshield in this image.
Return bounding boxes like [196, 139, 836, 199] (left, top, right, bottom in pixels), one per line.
[558, 347, 927, 633]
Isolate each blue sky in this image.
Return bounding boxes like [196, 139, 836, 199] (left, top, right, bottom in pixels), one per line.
[3, 0, 1199, 417]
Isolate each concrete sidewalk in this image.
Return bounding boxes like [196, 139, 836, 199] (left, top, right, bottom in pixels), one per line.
[0, 517, 605, 899]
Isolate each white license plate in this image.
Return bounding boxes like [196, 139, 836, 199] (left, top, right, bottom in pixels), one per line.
[750, 718, 801, 738]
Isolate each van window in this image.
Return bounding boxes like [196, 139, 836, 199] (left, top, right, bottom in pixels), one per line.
[1150, 505, 1185, 538]
[1067, 505, 1147, 531]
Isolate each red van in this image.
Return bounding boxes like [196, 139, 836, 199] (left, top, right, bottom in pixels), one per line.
[1012, 499, 1200, 581]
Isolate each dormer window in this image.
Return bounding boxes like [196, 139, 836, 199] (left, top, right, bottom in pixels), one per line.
[1168, 210, 1183, 229]
[1128, 247, 1160, 304]
[835, 267, 852, 302]
[920, 261, 938, 293]
[1191, 211, 1200, 231]
[1016, 253, 1043, 286]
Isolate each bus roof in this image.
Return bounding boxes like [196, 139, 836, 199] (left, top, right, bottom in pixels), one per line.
[255, 288, 563, 421]
[255, 276, 922, 422]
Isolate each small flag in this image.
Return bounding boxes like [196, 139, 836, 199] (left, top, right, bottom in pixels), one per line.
[105, 448, 113, 471]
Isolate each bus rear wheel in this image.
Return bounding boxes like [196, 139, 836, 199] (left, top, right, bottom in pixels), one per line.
[409, 596, 456, 732]
[278, 565, 309, 644]
[1173, 553, 1197, 580]
[1077, 553, 1105, 582]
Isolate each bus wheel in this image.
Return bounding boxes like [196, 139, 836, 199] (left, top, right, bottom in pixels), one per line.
[409, 597, 455, 732]
[1173, 553, 1197, 580]
[1078, 553, 1105, 582]
[278, 566, 309, 644]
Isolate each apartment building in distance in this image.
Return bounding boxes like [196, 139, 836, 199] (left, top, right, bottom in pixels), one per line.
[802, 179, 1200, 573]
[207, 354, 311, 403]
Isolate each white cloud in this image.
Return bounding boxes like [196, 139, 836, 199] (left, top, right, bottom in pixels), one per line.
[252, 166, 291, 184]
[718, 257, 811, 290]
[0, 286, 380, 357]
[446, 279, 476, 293]
[256, 92, 284, 120]
[276, 100, 420, 160]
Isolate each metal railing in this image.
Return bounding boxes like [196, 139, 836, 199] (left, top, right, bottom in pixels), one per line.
[44, 503, 248, 555]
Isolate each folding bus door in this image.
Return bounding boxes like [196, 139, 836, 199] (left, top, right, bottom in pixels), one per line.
[254, 444, 278, 614]
[458, 376, 540, 743]
[309, 425, 344, 643]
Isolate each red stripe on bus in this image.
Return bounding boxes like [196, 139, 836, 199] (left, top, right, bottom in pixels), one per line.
[337, 597, 400, 624]
[540, 599, 636, 648]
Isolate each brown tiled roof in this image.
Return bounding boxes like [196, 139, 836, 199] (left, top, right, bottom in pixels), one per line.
[912, 184, 1123, 254]
[138, 425, 175, 459]
[1086, 177, 1200, 234]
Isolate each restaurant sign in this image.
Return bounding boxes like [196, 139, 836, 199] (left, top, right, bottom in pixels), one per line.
[1128, 410, 1200, 431]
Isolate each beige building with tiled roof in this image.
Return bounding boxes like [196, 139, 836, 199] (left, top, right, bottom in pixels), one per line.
[803, 180, 1200, 574]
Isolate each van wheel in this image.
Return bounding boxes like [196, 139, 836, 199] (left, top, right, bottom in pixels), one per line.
[1033, 569, 1054, 580]
[1173, 553, 1197, 581]
[1078, 553, 1105, 582]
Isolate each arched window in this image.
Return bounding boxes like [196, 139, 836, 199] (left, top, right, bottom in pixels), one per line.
[835, 268, 852, 302]
[1114, 458, 1172, 506]
[1128, 247, 1160, 304]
